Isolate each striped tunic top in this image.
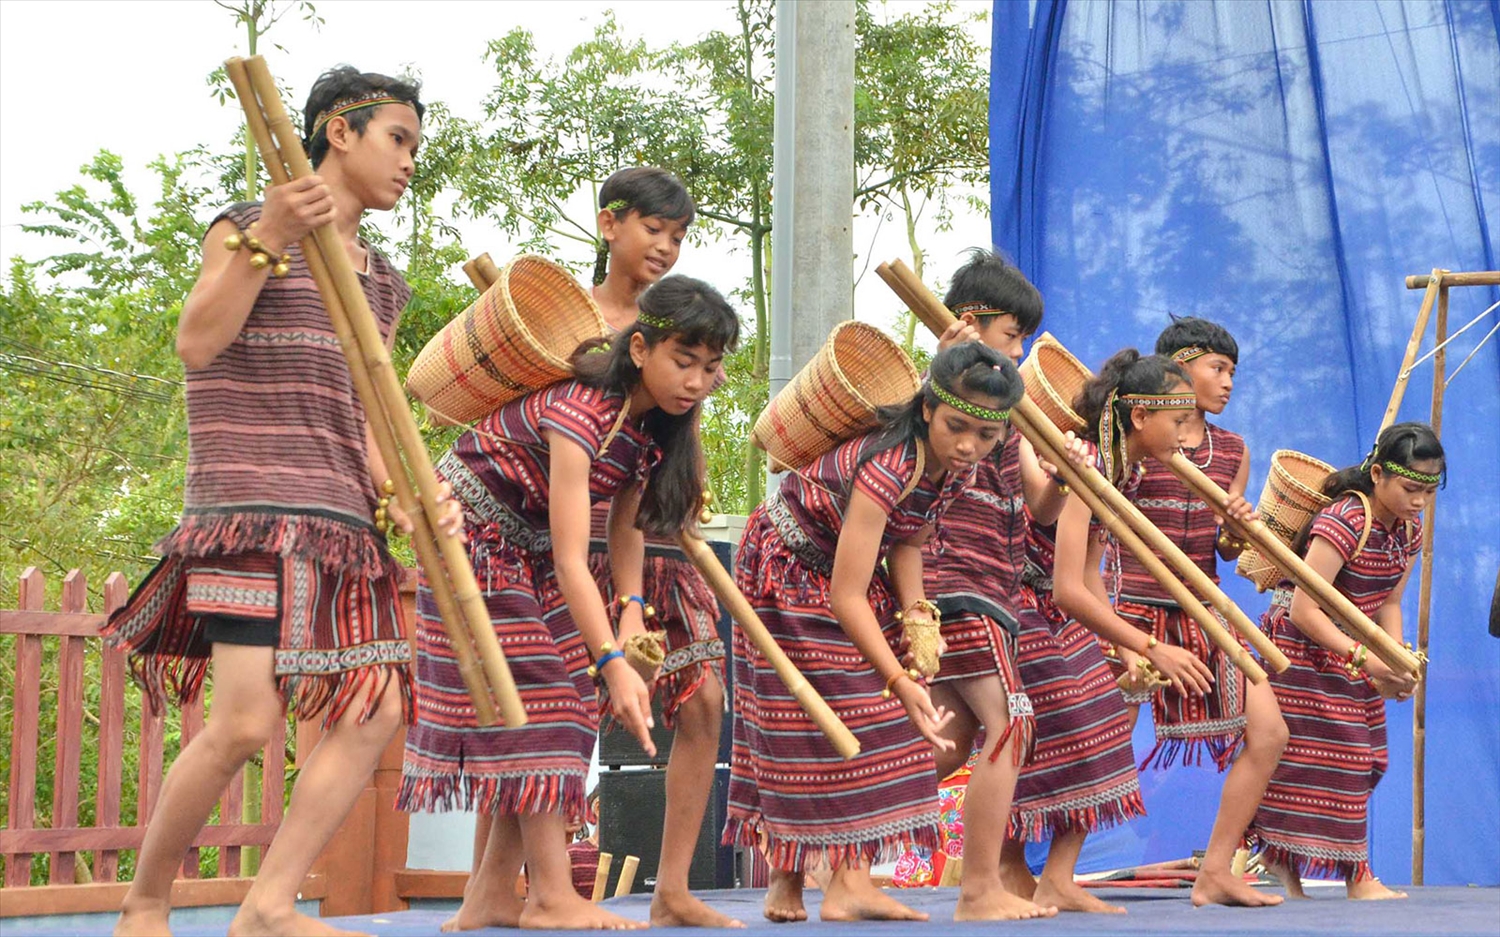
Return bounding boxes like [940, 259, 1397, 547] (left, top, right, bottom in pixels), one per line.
[166, 201, 408, 578]
[778, 435, 973, 562]
[926, 431, 1027, 600]
[1265, 493, 1421, 625]
[439, 380, 660, 538]
[1110, 423, 1244, 605]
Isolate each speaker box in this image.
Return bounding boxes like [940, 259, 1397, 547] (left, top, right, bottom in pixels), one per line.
[598, 539, 735, 767]
[597, 765, 736, 892]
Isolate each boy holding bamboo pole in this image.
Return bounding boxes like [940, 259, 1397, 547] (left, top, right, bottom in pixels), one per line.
[105, 67, 462, 937]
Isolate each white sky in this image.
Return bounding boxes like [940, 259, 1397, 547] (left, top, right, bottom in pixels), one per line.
[0, 0, 991, 349]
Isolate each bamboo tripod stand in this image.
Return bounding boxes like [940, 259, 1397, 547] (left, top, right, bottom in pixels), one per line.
[1383, 267, 1500, 885]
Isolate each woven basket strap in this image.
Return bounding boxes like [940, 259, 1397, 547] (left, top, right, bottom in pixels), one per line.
[598, 402, 632, 453]
[1349, 491, 1374, 561]
[896, 443, 927, 504]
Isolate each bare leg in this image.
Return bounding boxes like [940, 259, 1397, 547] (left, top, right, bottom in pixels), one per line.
[442, 813, 526, 932]
[649, 671, 743, 927]
[819, 858, 928, 922]
[945, 679, 1056, 922]
[1266, 860, 1307, 899]
[1033, 830, 1126, 914]
[927, 684, 979, 783]
[116, 644, 285, 937]
[517, 813, 645, 930]
[1193, 681, 1287, 908]
[999, 838, 1037, 899]
[229, 675, 406, 937]
[764, 868, 807, 923]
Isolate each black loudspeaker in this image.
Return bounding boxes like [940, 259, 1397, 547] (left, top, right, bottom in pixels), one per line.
[598, 538, 735, 767]
[597, 765, 736, 892]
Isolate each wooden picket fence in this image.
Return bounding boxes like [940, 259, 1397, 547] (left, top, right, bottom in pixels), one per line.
[0, 567, 324, 917]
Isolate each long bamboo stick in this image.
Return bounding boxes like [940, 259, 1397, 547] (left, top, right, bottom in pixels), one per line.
[1405, 270, 1500, 289]
[877, 258, 1287, 676]
[461, 258, 488, 293]
[234, 55, 525, 726]
[677, 533, 861, 758]
[1168, 452, 1420, 677]
[224, 59, 498, 725]
[462, 251, 860, 757]
[1412, 280, 1447, 886]
[1381, 269, 1443, 431]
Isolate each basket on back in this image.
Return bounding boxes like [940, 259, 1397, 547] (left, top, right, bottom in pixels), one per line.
[1236, 449, 1334, 592]
[1019, 331, 1092, 432]
[751, 320, 920, 471]
[405, 254, 608, 424]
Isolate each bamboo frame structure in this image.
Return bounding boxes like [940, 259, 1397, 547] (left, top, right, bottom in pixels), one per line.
[875, 260, 1288, 681]
[226, 56, 525, 727]
[463, 254, 860, 758]
[1392, 267, 1498, 884]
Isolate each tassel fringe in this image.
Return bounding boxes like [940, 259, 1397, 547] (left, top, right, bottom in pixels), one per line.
[1009, 787, 1147, 843]
[158, 511, 396, 579]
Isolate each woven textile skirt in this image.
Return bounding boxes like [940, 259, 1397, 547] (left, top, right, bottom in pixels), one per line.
[1250, 612, 1386, 881]
[397, 531, 596, 821]
[1009, 586, 1144, 841]
[1110, 599, 1248, 770]
[929, 610, 1034, 765]
[722, 506, 941, 872]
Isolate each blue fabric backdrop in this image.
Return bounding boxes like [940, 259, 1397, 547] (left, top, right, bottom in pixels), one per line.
[990, 0, 1499, 886]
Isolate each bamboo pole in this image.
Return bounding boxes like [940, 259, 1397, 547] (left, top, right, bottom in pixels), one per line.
[461, 258, 488, 293]
[1167, 453, 1420, 678]
[591, 852, 614, 902]
[1412, 281, 1447, 886]
[677, 533, 861, 758]
[1405, 271, 1500, 289]
[614, 855, 640, 897]
[1381, 269, 1443, 431]
[232, 56, 524, 726]
[473, 253, 502, 288]
[877, 258, 1286, 677]
[224, 59, 497, 727]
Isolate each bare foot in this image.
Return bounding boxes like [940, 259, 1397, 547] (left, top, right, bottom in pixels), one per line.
[441, 875, 526, 931]
[1347, 876, 1407, 900]
[651, 888, 744, 928]
[1032, 876, 1127, 914]
[764, 870, 807, 923]
[519, 889, 646, 930]
[228, 903, 367, 937]
[1192, 867, 1284, 907]
[954, 879, 1058, 921]
[115, 897, 172, 937]
[1266, 861, 1307, 899]
[819, 871, 928, 922]
[999, 857, 1038, 900]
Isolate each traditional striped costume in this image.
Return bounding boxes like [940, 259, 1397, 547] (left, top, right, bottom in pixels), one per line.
[1009, 478, 1144, 839]
[725, 434, 971, 871]
[923, 431, 1033, 759]
[103, 202, 413, 727]
[1106, 422, 1248, 769]
[398, 381, 660, 820]
[1250, 494, 1419, 881]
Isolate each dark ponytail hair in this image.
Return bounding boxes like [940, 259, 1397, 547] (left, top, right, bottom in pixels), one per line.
[1074, 350, 1190, 483]
[859, 341, 1023, 469]
[569, 275, 739, 537]
[593, 167, 696, 285]
[1290, 421, 1446, 555]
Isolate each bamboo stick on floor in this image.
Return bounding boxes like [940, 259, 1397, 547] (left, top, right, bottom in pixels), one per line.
[614, 855, 640, 897]
[592, 852, 614, 902]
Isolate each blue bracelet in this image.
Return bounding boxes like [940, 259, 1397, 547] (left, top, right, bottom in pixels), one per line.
[617, 593, 656, 619]
[588, 649, 625, 679]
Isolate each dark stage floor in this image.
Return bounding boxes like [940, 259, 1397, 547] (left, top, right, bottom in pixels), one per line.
[7, 885, 1498, 936]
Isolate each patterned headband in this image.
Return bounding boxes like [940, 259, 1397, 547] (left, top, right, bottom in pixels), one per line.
[311, 92, 406, 139]
[1171, 345, 1208, 364]
[931, 380, 1011, 422]
[604, 199, 630, 212]
[951, 300, 1008, 318]
[1121, 392, 1199, 410]
[1381, 461, 1442, 486]
[636, 311, 675, 331]
[1098, 391, 1197, 484]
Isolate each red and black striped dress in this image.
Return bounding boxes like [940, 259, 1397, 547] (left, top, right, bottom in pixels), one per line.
[922, 431, 1034, 762]
[103, 201, 413, 728]
[398, 381, 661, 820]
[1250, 494, 1419, 881]
[724, 434, 971, 871]
[1106, 422, 1248, 769]
[1008, 475, 1145, 839]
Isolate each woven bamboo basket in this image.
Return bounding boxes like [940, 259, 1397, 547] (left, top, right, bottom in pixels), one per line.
[1236, 449, 1335, 592]
[405, 255, 608, 424]
[751, 320, 920, 471]
[1018, 331, 1092, 433]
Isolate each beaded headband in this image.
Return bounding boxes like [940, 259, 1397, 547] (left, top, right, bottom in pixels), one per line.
[1171, 345, 1208, 364]
[1121, 392, 1199, 409]
[636, 311, 675, 331]
[931, 380, 1010, 422]
[604, 199, 630, 212]
[951, 300, 1007, 318]
[310, 92, 406, 140]
[1381, 461, 1442, 486]
[1098, 391, 1197, 484]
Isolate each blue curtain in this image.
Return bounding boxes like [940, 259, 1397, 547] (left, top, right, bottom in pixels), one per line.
[992, 0, 1499, 886]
